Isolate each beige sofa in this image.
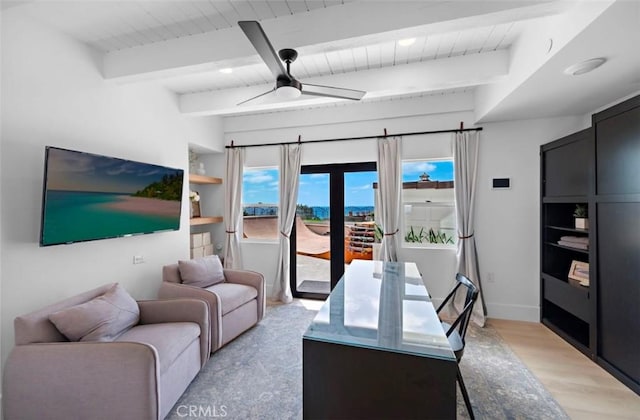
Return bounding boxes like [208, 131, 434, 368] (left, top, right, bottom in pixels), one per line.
[2, 283, 210, 420]
[159, 259, 265, 353]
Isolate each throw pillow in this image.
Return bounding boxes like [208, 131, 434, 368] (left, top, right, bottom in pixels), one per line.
[178, 255, 225, 288]
[49, 283, 140, 342]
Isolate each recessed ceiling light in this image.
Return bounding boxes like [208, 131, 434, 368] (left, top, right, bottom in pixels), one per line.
[563, 58, 606, 76]
[219, 68, 233, 74]
[398, 38, 416, 47]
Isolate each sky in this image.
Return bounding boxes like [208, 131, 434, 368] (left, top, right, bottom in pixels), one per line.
[243, 160, 454, 207]
[46, 147, 182, 193]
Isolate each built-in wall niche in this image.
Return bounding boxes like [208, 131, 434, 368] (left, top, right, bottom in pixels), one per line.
[188, 146, 224, 258]
[189, 174, 222, 226]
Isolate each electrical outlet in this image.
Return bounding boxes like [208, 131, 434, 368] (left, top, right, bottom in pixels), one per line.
[487, 272, 495, 283]
[133, 255, 145, 264]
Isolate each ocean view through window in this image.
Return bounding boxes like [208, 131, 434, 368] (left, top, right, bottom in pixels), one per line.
[242, 169, 377, 234]
[242, 161, 455, 248]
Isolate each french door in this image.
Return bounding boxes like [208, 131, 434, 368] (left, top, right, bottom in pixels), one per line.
[291, 162, 377, 299]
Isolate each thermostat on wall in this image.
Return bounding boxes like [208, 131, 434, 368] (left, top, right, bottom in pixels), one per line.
[492, 178, 511, 189]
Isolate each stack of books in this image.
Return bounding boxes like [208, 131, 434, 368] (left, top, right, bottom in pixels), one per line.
[558, 236, 588, 250]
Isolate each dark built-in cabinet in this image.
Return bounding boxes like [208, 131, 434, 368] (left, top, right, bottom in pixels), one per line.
[541, 94, 640, 395]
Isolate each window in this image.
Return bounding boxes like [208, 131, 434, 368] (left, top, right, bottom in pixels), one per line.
[401, 159, 456, 247]
[242, 167, 279, 240]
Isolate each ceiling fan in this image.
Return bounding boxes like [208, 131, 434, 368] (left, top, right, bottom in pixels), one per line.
[237, 20, 366, 105]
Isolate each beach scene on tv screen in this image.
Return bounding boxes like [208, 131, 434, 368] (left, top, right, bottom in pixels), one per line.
[41, 148, 183, 245]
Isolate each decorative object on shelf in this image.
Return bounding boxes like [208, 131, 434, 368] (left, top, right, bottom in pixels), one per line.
[188, 149, 198, 173]
[189, 190, 201, 218]
[190, 232, 213, 259]
[557, 235, 588, 250]
[573, 204, 588, 230]
[568, 260, 589, 286]
[196, 162, 206, 175]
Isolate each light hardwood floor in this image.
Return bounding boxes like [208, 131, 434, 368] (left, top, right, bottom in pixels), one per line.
[490, 319, 640, 419]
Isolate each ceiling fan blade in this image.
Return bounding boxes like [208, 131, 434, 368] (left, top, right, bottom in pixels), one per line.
[237, 88, 276, 106]
[302, 83, 366, 101]
[238, 20, 289, 80]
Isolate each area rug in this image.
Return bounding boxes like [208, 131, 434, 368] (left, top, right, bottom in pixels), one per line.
[166, 302, 568, 420]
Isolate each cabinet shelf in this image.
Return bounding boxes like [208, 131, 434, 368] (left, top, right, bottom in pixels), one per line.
[546, 225, 589, 234]
[188, 174, 222, 226]
[190, 216, 223, 226]
[545, 242, 589, 254]
[542, 272, 589, 294]
[542, 196, 588, 204]
[542, 317, 590, 354]
[189, 174, 222, 184]
[541, 130, 593, 359]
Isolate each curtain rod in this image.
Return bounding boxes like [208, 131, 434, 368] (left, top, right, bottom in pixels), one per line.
[225, 125, 482, 149]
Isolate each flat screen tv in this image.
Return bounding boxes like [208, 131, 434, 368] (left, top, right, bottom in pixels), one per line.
[40, 146, 184, 246]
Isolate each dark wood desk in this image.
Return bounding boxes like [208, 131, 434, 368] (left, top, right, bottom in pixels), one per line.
[302, 260, 457, 419]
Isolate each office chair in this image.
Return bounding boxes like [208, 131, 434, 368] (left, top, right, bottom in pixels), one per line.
[436, 273, 479, 420]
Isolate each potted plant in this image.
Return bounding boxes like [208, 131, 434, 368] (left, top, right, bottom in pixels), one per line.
[574, 204, 588, 230]
[372, 223, 383, 260]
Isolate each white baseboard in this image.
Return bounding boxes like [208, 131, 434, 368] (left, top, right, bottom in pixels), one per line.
[486, 302, 540, 322]
[430, 298, 540, 323]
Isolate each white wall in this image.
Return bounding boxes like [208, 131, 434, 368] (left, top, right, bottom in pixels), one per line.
[0, 11, 218, 366]
[475, 116, 586, 320]
[222, 93, 586, 320]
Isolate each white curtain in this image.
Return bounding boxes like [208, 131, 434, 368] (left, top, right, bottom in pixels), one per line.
[272, 144, 302, 303]
[376, 136, 402, 262]
[451, 130, 486, 326]
[223, 147, 244, 269]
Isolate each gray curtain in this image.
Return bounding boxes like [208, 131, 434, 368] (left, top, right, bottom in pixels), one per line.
[376, 136, 402, 262]
[451, 130, 486, 326]
[272, 144, 302, 303]
[223, 147, 244, 269]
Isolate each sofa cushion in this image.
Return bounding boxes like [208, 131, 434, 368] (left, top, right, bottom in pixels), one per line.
[207, 283, 258, 316]
[115, 322, 200, 374]
[48, 284, 139, 342]
[178, 256, 225, 288]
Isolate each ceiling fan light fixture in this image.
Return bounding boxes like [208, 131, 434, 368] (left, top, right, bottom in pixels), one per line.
[237, 21, 366, 105]
[398, 38, 416, 47]
[276, 85, 302, 99]
[563, 58, 606, 76]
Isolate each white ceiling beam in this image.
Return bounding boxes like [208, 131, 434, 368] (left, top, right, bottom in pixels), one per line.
[474, 0, 615, 122]
[103, 1, 561, 83]
[223, 92, 475, 136]
[179, 50, 508, 116]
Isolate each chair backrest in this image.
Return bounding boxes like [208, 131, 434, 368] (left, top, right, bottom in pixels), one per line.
[162, 264, 182, 283]
[436, 273, 479, 343]
[14, 283, 116, 345]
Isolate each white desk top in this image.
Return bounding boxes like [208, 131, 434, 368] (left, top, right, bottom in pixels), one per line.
[303, 260, 455, 361]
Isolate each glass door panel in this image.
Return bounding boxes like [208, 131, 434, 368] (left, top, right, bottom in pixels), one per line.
[291, 162, 377, 299]
[344, 171, 378, 264]
[295, 172, 331, 295]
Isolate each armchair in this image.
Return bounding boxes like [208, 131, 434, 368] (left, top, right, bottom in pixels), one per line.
[159, 256, 265, 353]
[3, 283, 210, 420]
